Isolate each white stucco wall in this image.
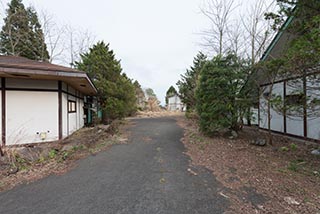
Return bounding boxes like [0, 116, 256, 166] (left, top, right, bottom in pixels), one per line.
[3, 78, 86, 145]
[286, 79, 304, 137]
[6, 91, 59, 145]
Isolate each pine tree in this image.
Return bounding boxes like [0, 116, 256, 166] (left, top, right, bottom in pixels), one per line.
[196, 54, 248, 135]
[177, 52, 207, 112]
[76, 41, 137, 122]
[0, 0, 49, 60]
[26, 7, 49, 60]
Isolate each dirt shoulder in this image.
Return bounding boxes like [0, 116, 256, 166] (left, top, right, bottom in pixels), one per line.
[0, 120, 131, 192]
[177, 116, 320, 214]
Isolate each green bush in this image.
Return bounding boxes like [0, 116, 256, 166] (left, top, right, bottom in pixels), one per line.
[196, 54, 249, 135]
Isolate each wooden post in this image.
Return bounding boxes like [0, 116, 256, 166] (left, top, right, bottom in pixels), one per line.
[58, 81, 62, 140]
[303, 74, 307, 138]
[0, 78, 5, 156]
[283, 81, 287, 133]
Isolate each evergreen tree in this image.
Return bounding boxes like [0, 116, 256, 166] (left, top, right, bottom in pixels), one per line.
[196, 54, 249, 135]
[26, 7, 49, 60]
[0, 0, 49, 60]
[165, 86, 177, 105]
[76, 41, 137, 122]
[177, 52, 207, 112]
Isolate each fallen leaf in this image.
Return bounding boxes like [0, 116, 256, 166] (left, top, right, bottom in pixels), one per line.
[160, 178, 166, 184]
[187, 168, 198, 176]
[284, 197, 300, 205]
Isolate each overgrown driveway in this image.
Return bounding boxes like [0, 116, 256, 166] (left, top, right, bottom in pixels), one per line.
[0, 117, 229, 214]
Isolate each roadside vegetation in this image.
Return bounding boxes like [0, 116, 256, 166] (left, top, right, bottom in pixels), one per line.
[177, 0, 320, 137]
[177, 117, 320, 213]
[175, 0, 320, 212]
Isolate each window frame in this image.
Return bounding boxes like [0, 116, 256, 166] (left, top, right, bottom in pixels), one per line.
[68, 100, 77, 113]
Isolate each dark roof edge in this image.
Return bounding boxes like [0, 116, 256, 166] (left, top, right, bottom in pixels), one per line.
[0, 66, 98, 95]
[0, 63, 85, 74]
[85, 76, 98, 94]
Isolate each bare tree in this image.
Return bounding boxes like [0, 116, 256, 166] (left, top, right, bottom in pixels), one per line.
[40, 10, 66, 63]
[0, 0, 5, 20]
[39, 10, 95, 66]
[241, 0, 276, 65]
[65, 26, 96, 67]
[200, 0, 237, 55]
[227, 19, 246, 56]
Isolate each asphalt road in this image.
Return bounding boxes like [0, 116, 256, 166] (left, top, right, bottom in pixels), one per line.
[0, 117, 229, 214]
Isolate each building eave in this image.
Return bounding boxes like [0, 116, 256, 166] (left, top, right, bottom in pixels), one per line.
[0, 67, 97, 96]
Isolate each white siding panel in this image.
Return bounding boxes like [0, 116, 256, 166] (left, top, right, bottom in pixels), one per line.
[259, 86, 269, 129]
[168, 95, 183, 111]
[68, 113, 77, 134]
[286, 116, 304, 137]
[6, 78, 58, 90]
[306, 76, 320, 140]
[259, 83, 284, 132]
[286, 79, 304, 137]
[6, 91, 59, 145]
[307, 117, 320, 140]
[270, 82, 284, 132]
[66, 91, 84, 135]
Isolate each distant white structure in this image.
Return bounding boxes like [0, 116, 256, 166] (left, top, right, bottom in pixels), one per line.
[167, 94, 185, 111]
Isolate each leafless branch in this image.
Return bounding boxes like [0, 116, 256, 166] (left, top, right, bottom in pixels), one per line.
[40, 10, 67, 63]
[200, 0, 238, 55]
[241, 0, 276, 64]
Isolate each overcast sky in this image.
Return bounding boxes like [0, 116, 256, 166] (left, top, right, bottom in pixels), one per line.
[0, 0, 274, 104]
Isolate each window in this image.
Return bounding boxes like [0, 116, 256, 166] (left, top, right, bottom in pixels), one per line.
[68, 100, 76, 113]
[285, 94, 304, 106]
[263, 92, 270, 99]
